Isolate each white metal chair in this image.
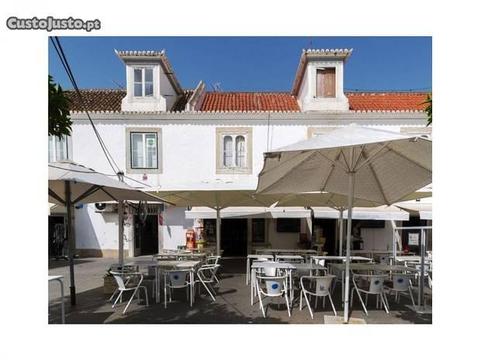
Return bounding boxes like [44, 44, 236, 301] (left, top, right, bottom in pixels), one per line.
[164, 269, 193, 308]
[250, 260, 278, 305]
[383, 273, 416, 308]
[206, 256, 221, 284]
[255, 271, 291, 317]
[351, 273, 389, 315]
[194, 264, 220, 302]
[299, 275, 337, 318]
[107, 265, 138, 302]
[110, 271, 149, 314]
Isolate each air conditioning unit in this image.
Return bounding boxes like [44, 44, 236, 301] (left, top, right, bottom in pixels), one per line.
[94, 203, 118, 213]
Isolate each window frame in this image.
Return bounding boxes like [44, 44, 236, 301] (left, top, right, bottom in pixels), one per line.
[48, 135, 70, 162]
[126, 128, 162, 174]
[133, 67, 154, 98]
[216, 127, 252, 174]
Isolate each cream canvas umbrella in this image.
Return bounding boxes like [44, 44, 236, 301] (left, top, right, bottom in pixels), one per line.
[49, 161, 163, 305]
[256, 125, 432, 322]
[151, 187, 274, 255]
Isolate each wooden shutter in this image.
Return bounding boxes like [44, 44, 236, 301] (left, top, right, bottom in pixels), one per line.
[316, 68, 336, 98]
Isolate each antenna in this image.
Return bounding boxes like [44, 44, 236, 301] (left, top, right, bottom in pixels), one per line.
[111, 79, 124, 89]
[211, 82, 222, 92]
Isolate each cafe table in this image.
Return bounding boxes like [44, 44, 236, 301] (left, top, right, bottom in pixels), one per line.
[310, 255, 373, 265]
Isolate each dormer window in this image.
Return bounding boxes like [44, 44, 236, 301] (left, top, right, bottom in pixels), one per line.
[316, 68, 336, 98]
[133, 68, 153, 97]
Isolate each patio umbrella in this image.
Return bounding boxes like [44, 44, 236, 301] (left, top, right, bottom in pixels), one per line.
[150, 187, 274, 256]
[49, 161, 162, 305]
[256, 125, 432, 322]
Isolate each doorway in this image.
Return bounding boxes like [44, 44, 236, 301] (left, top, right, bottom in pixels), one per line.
[134, 214, 159, 256]
[221, 218, 248, 257]
[312, 218, 337, 255]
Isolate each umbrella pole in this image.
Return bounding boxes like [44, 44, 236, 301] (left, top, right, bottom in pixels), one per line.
[343, 172, 355, 323]
[338, 208, 344, 256]
[216, 207, 221, 256]
[65, 180, 76, 306]
[118, 200, 124, 266]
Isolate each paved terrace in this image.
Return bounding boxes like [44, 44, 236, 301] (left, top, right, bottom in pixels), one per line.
[48, 257, 432, 324]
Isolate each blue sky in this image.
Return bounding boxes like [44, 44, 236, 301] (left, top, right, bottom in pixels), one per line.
[48, 36, 431, 92]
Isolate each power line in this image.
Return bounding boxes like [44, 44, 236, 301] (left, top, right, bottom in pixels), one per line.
[50, 37, 122, 178]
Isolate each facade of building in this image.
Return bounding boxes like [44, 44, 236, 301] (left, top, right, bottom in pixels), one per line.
[49, 48, 431, 258]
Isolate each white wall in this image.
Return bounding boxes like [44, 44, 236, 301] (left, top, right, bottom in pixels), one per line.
[161, 206, 194, 250]
[360, 221, 395, 251]
[74, 204, 128, 251]
[69, 115, 428, 253]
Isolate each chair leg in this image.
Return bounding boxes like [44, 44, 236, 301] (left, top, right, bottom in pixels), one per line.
[164, 284, 167, 309]
[408, 287, 416, 307]
[200, 278, 216, 302]
[355, 287, 368, 316]
[328, 293, 337, 316]
[258, 291, 266, 318]
[112, 290, 123, 308]
[284, 290, 291, 317]
[380, 292, 390, 314]
[124, 288, 139, 314]
[299, 288, 303, 310]
[108, 289, 119, 302]
[304, 292, 314, 319]
[143, 287, 149, 307]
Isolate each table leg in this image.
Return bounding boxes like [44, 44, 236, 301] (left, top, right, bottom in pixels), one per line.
[58, 279, 65, 324]
[289, 270, 293, 306]
[246, 258, 250, 285]
[156, 268, 160, 304]
[341, 270, 345, 308]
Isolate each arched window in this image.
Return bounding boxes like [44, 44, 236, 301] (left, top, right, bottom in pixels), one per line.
[235, 135, 246, 168]
[223, 136, 233, 167]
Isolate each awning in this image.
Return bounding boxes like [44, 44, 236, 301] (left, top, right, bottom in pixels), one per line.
[313, 205, 409, 220]
[395, 200, 432, 220]
[185, 206, 310, 219]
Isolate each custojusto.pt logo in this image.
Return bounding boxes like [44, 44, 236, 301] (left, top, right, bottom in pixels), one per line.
[6, 16, 101, 32]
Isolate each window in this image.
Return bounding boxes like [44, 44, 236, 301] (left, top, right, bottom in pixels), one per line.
[216, 127, 252, 174]
[130, 132, 158, 169]
[316, 68, 336, 98]
[222, 134, 246, 169]
[252, 219, 266, 244]
[48, 135, 69, 162]
[133, 68, 154, 97]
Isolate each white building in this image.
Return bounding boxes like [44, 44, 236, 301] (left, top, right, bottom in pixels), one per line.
[48, 48, 431, 258]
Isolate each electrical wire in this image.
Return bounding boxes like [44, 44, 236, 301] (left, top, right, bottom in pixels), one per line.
[50, 37, 122, 177]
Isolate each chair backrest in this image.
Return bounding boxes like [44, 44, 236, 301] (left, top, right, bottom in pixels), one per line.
[392, 274, 411, 291]
[166, 270, 190, 287]
[379, 255, 390, 265]
[256, 273, 287, 296]
[367, 275, 387, 294]
[255, 261, 278, 277]
[301, 275, 335, 296]
[353, 274, 387, 294]
[198, 264, 220, 282]
[110, 271, 131, 291]
[206, 256, 220, 265]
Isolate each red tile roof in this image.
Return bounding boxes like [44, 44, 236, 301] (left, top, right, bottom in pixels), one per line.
[200, 92, 300, 112]
[65, 89, 429, 113]
[347, 92, 429, 111]
[66, 89, 125, 112]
